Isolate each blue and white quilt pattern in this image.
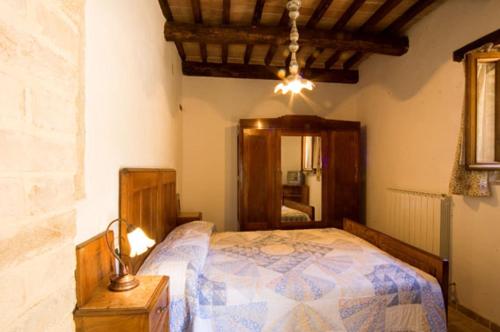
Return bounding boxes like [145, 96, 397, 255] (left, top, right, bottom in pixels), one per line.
[138, 221, 215, 332]
[192, 228, 446, 332]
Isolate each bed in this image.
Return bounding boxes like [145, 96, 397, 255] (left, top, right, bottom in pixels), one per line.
[281, 199, 314, 222]
[118, 169, 448, 332]
[281, 205, 310, 222]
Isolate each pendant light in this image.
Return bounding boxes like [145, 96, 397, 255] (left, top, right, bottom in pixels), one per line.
[274, 0, 314, 95]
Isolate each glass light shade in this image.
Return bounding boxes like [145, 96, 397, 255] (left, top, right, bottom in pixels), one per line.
[274, 75, 314, 95]
[127, 228, 155, 257]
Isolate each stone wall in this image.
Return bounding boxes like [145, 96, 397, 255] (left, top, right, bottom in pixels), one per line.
[0, 0, 84, 331]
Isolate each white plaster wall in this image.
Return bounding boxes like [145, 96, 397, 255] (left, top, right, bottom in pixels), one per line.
[77, 1, 183, 242]
[181, 77, 359, 231]
[356, 0, 500, 324]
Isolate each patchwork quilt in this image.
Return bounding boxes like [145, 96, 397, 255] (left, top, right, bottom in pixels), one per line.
[142, 223, 446, 332]
[138, 221, 214, 332]
[193, 228, 446, 332]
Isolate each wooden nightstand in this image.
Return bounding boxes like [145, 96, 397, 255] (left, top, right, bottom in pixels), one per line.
[177, 211, 202, 226]
[74, 275, 169, 332]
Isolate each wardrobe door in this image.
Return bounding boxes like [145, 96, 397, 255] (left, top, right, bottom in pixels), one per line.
[239, 128, 279, 230]
[327, 130, 361, 228]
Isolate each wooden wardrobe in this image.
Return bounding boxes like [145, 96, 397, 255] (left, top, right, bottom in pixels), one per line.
[238, 115, 361, 231]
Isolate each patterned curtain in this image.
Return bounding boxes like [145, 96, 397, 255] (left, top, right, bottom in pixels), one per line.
[449, 98, 491, 197]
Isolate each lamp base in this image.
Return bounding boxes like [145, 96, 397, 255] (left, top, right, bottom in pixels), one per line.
[108, 273, 140, 292]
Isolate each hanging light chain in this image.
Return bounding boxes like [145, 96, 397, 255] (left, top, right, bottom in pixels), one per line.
[273, 0, 314, 94]
[287, 0, 301, 76]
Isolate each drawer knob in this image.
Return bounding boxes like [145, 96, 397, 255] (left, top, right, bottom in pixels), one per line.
[156, 305, 167, 314]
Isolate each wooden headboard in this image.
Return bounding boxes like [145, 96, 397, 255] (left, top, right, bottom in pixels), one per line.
[119, 168, 177, 274]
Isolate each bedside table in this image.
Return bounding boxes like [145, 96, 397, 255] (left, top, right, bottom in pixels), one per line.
[74, 275, 169, 332]
[177, 211, 202, 225]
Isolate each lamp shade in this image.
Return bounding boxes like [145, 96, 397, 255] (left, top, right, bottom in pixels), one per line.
[127, 228, 155, 257]
[274, 75, 314, 95]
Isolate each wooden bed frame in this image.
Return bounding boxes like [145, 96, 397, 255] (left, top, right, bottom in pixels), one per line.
[116, 168, 448, 312]
[343, 218, 449, 311]
[283, 199, 315, 220]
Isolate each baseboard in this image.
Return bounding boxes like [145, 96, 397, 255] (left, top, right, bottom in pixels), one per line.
[450, 301, 500, 331]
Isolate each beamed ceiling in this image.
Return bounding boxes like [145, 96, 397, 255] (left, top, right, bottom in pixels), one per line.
[159, 0, 445, 83]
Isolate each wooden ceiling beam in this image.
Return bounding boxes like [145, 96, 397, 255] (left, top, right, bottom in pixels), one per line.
[190, 0, 202, 22]
[222, 0, 230, 23]
[221, 0, 230, 64]
[164, 23, 409, 56]
[324, 51, 343, 70]
[453, 28, 500, 62]
[332, 0, 367, 32]
[243, 47, 253, 65]
[182, 61, 359, 83]
[251, 0, 266, 25]
[264, 9, 289, 66]
[359, 0, 404, 32]
[344, 0, 437, 69]
[291, 0, 335, 69]
[244, 0, 266, 65]
[190, 0, 207, 63]
[343, 52, 365, 69]
[158, 0, 174, 21]
[339, 0, 404, 69]
[318, 0, 367, 69]
[158, 0, 186, 61]
[384, 0, 437, 34]
[306, 0, 335, 28]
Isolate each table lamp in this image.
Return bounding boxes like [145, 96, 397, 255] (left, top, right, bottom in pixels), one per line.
[105, 218, 155, 291]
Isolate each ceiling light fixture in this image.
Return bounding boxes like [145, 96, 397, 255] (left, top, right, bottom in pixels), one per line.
[274, 0, 314, 95]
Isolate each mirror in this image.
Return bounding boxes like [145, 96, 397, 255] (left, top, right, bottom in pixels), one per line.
[466, 50, 500, 169]
[280, 135, 322, 224]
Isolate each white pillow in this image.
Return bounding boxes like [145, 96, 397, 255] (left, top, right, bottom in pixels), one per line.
[138, 220, 214, 282]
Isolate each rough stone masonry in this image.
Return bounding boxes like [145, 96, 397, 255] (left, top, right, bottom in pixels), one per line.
[0, 0, 84, 331]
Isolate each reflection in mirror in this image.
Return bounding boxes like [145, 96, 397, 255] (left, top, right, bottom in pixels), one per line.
[476, 57, 500, 163]
[302, 136, 322, 172]
[281, 136, 322, 224]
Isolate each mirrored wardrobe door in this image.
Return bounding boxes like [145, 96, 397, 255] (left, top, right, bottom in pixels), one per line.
[279, 133, 324, 229]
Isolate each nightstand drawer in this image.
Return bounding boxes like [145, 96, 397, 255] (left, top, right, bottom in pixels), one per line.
[150, 283, 169, 332]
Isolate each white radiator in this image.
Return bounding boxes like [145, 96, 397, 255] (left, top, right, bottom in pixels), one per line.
[384, 188, 451, 258]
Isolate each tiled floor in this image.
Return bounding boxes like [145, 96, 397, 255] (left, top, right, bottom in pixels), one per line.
[448, 307, 492, 332]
